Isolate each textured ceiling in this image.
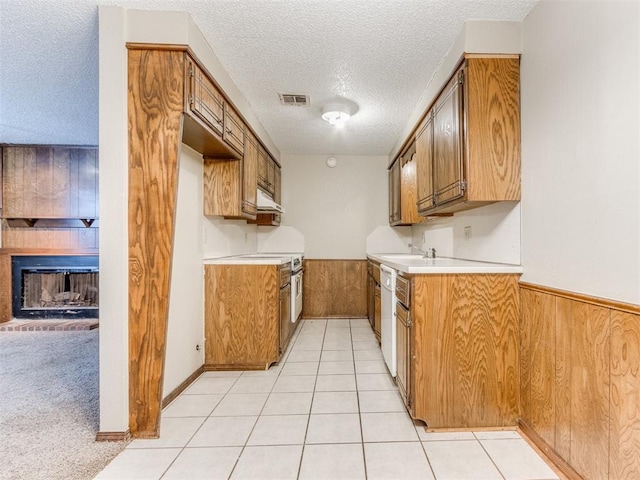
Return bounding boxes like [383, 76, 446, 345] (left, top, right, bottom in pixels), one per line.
[0, 0, 537, 154]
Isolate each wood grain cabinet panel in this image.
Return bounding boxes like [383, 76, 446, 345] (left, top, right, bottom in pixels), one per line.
[408, 274, 520, 428]
[389, 141, 423, 226]
[204, 264, 280, 369]
[413, 55, 521, 217]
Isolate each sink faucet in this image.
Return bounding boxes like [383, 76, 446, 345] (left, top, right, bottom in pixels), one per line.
[408, 243, 436, 259]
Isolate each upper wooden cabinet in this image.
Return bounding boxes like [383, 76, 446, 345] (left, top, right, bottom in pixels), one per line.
[415, 55, 521, 216]
[183, 55, 244, 159]
[257, 147, 279, 198]
[389, 141, 423, 226]
[203, 129, 258, 220]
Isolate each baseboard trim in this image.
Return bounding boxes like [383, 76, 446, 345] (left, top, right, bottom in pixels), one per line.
[95, 430, 132, 442]
[519, 281, 640, 315]
[518, 420, 582, 480]
[162, 365, 205, 409]
[301, 315, 368, 319]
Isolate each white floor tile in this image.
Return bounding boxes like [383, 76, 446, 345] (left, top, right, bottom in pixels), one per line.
[353, 349, 384, 361]
[247, 414, 309, 446]
[262, 392, 313, 415]
[361, 412, 419, 442]
[280, 362, 319, 376]
[351, 332, 376, 341]
[358, 390, 406, 413]
[185, 376, 238, 395]
[322, 341, 353, 351]
[128, 417, 205, 448]
[210, 393, 269, 416]
[241, 366, 281, 377]
[418, 430, 476, 441]
[364, 442, 435, 480]
[94, 448, 181, 480]
[298, 443, 366, 480]
[272, 375, 317, 393]
[356, 373, 397, 391]
[231, 445, 303, 480]
[311, 391, 359, 414]
[314, 374, 356, 392]
[350, 319, 370, 326]
[162, 394, 223, 417]
[481, 438, 559, 480]
[422, 440, 503, 480]
[201, 370, 244, 378]
[228, 376, 277, 394]
[162, 446, 242, 480]
[353, 339, 380, 350]
[285, 349, 321, 363]
[318, 360, 355, 375]
[188, 416, 258, 447]
[305, 413, 362, 444]
[320, 350, 353, 362]
[355, 360, 389, 374]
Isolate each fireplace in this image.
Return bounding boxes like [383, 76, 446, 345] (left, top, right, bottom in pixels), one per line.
[11, 256, 99, 319]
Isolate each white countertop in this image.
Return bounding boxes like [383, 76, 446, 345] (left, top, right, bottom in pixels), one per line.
[368, 253, 523, 274]
[204, 254, 291, 266]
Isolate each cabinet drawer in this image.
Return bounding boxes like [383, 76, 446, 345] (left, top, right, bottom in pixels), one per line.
[372, 263, 381, 284]
[188, 59, 224, 136]
[396, 275, 410, 307]
[224, 105, 245, 154]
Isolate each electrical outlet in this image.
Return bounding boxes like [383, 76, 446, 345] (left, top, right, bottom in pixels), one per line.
[464, 226, 472, 240]
[244, 232, 248, 243]
[203, 229, 207, 244]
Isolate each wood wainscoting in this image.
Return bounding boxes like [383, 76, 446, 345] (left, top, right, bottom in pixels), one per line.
[302, 259, 367, 318]
[519, 282, 640, 480]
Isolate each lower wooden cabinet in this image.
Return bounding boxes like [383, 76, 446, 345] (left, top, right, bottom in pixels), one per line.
[367, 260, 382, 342]
[204, 263, 291, 369]
[400, 273, 520, 428]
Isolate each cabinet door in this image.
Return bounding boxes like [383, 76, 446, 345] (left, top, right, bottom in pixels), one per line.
[416, 113, 434, 214]
[274, 164, 281, 203]
[433, 69, 465, 206]
[400, 144, 422, 224]
[396, 302, 411, 410]
[242, 133, 258, 219]
[266, 157, 276, 196]
[187, 58, 224, 137]
[388, 159, 401, 225]
[279, 284, 291, 354]
[374, 284, 381, 343]
[257, 147, 269, 191]
[224, 105, 245, 155]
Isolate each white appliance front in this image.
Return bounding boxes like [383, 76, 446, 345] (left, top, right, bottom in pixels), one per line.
[292, 268, 303, 323]
[380, 264, 397, 377]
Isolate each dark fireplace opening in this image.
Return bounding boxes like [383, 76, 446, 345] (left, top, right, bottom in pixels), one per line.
[12, 256, 99, 319]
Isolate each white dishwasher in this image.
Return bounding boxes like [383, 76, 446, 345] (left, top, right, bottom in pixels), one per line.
[380, 264, 397, 377]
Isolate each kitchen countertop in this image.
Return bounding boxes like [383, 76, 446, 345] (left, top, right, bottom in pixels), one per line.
[367, 253, 523, 274]
[204, 254, 291, 266]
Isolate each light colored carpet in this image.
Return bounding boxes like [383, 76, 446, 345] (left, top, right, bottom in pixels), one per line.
[0, 330, 126, 480]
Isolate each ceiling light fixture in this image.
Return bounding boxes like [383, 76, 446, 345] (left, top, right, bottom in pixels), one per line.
[322, 103, 351, 127]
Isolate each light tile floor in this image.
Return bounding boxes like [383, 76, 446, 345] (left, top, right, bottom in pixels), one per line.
[95, 318, 560, 480]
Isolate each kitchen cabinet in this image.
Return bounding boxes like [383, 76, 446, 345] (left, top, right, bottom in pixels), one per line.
[204, 263, 292, 369]
[389, 141, 423, 226]
[203, 129, 258, 220]
[367, 260, 382, 343]
[398, 273, 520, 428]
[415, 55, 521, 216]
[183, 56, 242, 159]
[257, 147, 278, 197]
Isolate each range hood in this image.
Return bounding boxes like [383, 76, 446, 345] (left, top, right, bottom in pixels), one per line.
[256, 189, 285, 213]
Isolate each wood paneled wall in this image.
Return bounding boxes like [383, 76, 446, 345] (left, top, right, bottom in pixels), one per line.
[302, 260, 367, 318]
[1, 146, 99, 250]
[519, 283, 640, 480]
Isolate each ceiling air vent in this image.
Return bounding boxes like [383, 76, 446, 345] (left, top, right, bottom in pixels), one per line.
[279, 93, 310, 106]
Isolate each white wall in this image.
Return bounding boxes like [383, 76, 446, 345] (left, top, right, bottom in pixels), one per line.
[281, 154, 388, 259]
[520, 0, 640, 304]
[411, 202, 521, 264]
[163, 145, 205, 397]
